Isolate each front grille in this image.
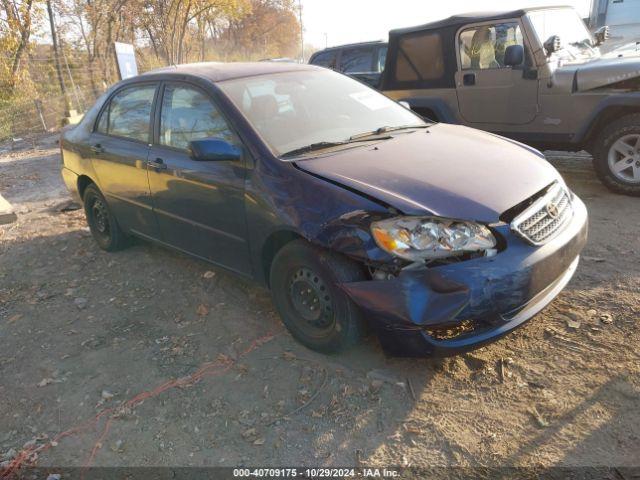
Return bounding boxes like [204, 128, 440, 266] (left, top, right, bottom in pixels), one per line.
[511, 182, 573, 245]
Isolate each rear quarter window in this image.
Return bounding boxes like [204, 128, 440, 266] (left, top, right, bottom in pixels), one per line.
[341, 47, 375, 73]
[395, 32, 445, 82]
[376, 47, 388, 73]
[310, 50, 338, 69]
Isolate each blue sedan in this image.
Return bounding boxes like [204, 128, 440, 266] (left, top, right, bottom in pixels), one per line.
[61, 62, 587, 355]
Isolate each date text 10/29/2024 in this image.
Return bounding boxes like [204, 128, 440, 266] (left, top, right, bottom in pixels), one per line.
[233, 468, 400, 478]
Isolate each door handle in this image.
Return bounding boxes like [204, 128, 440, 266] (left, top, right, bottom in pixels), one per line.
[463, 73, 476, 86]
[91, 144, 104, 154]
[147, 158, 167, 170]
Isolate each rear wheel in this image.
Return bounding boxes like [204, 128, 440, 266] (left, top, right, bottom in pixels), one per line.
[83, 184, 128, 251]
[269, 240, 367, 353]
[593, 114, 640, 196]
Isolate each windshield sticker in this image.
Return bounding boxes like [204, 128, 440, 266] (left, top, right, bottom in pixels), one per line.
[349, 91, 389, 111]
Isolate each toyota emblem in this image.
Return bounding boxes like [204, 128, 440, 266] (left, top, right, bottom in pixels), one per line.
[546, 203, 560, 219]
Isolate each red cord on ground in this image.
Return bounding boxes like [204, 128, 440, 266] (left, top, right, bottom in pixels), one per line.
[0, 331, 275, 479]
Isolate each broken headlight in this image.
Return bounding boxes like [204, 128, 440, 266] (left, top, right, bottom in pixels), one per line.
[371, 216, 497, 262]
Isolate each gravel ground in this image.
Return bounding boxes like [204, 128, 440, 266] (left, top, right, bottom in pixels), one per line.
[0, 135, 638, 476]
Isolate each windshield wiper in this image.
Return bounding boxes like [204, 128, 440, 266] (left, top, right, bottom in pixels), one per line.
[349, 124, 429, 141]
[281, 141, 349, 158]
[281, 134, 398, 158]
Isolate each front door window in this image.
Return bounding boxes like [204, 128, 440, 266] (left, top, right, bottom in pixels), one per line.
[159, 85, 236, 150]
[459, 22, 525, 69]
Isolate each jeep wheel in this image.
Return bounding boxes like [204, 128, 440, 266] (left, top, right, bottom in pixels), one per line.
[593, 114, 640, 196]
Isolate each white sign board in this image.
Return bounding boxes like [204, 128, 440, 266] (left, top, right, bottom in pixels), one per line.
[114, 42, 138, 80]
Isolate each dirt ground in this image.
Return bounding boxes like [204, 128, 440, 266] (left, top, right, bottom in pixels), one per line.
[0, 134, 638, 476]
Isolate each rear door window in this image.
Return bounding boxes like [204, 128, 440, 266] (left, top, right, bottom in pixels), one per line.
[98, 85, 156, 142]
[341, 47, 375, 73]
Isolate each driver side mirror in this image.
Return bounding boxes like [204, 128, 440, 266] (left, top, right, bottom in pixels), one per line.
[189, 138, 241, 162]
[504, 45, 524, 67]
[594, 26, 610, 46]
[544, 35, 562, 55]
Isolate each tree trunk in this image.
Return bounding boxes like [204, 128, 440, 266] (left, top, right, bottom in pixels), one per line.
[5, 0, 34, 86]
[46, 0, 72, 115]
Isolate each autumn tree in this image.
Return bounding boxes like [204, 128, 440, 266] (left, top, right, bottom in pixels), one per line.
[223, 0, 300, 60]
[137, 0, 248, 65]
[0, 0, 41, 93]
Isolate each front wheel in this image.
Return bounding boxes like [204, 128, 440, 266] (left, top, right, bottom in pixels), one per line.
[593, 114, 640, 196]
[269, 240, 367, 354]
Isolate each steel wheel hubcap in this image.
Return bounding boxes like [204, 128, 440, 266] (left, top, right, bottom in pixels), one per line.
[92, 199, 109, 234]
[608, 133, 640, 183]
[288, 267, 333, 330]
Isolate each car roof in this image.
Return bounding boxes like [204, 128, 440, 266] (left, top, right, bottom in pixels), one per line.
[311, 40, 387, 55]
[141, 61, 321, 83]
[389, 5, 572, 36]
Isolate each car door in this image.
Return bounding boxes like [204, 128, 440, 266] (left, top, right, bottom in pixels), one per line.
[147, 82, 251, 275]
[454, 20, 538, 126]
[89, 83, 160, 238]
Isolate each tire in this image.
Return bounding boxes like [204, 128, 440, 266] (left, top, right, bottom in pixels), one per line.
[83, 184, 128, 251]
[593, 113, 640, 196]
[270, 240, 367, 354]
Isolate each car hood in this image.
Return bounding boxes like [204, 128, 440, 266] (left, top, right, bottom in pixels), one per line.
[569, 54, 640, 91]
[294, 124, 561, 223]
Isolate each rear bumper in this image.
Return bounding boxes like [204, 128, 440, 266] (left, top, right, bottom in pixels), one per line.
[61, 166, 81, 203]
[341, 195, 588, 356]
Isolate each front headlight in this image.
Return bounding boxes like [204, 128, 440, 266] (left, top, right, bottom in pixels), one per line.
[371, 216, 497, 262]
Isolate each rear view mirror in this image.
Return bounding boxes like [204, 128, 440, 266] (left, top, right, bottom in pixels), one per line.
[504, 45, 524, 67]
[594, 26, 610, 46]
[189, 138, 241, 162]
[544, 35, 562, 55]
[398, 101, 411, 109]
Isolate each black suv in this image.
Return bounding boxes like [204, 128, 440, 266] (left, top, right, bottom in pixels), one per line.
[309, 40, 388, 88]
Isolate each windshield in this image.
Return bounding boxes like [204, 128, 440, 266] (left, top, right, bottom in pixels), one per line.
[218, 69, 425, 156]
[527, 8, 599, 61]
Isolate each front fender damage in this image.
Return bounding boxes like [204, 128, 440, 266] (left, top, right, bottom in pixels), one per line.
[313, 209, 471, 331]
[340, 269, 470, 330]
[313, 209, 397, 265]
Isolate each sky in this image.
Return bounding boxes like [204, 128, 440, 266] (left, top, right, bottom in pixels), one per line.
[301, 0, 593, 49]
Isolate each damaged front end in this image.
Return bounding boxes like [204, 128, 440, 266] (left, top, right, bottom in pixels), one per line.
[334, 190, 588, 357]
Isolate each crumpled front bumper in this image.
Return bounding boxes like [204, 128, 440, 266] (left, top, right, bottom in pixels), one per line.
[340, 196, 589, 356]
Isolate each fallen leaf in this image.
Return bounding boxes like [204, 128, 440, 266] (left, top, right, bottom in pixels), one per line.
[37, 378, 54, 387]
[566, 318, 581, 329]
[600, 313, 613, 325]
[529, 407, 549, 428]
[282, 351, 296, 361]
[101, 390, 115, 401]
[196, 304, 209, 316]
[404, 425, 423, 435]
[203, 271, 216, 279]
